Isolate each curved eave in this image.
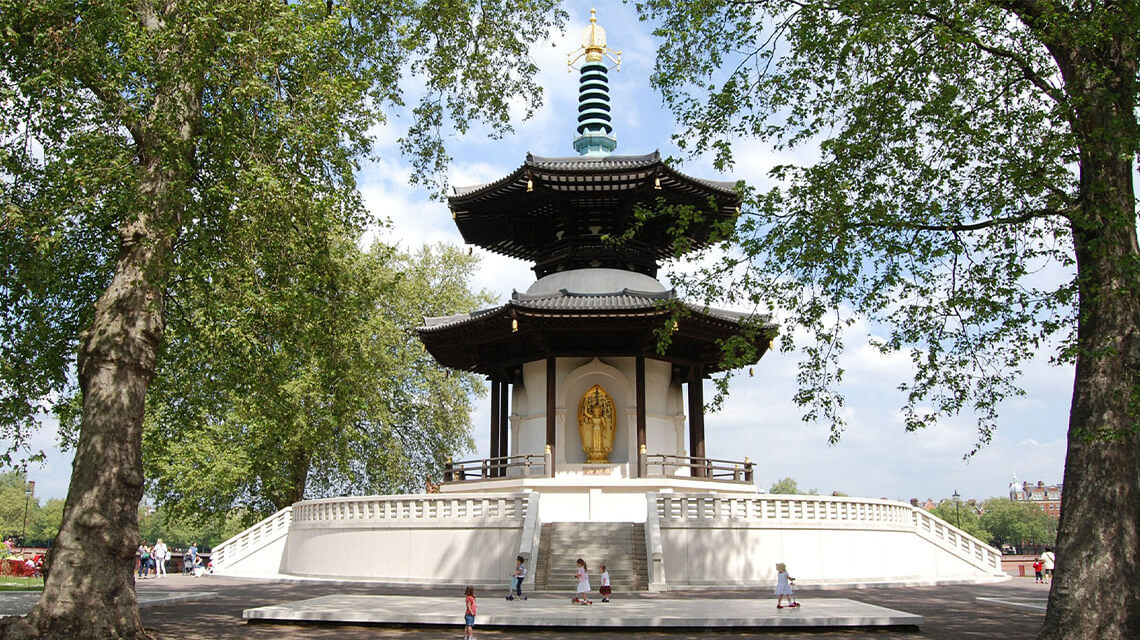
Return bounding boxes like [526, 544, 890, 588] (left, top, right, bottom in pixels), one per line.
[447, 153, 742, 265]
[418, 297, 775, 376]
[450, 151, 740, 206]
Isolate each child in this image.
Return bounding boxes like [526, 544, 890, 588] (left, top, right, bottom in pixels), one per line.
[506, 555, 527, 601]
[463, 585, 477, 639]
[1033, 559, 1044, 583]
[775, 562, 800, 609]
[598, 563, 612, 602]
[573, 558, 592, 605]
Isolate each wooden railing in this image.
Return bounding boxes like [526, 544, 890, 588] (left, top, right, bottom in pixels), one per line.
[643, 453, 754, 482]
[443, 453, 550, 482]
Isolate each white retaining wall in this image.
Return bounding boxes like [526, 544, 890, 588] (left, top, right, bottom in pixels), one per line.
[279, 493, 530, 583]
[649, 493, 1005, 588]
[213, 490, 1005, 589]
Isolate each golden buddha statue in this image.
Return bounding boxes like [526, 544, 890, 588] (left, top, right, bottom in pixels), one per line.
[578, 384, 616, 463]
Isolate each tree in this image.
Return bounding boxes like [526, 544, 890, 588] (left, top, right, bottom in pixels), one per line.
[0, 2, 565, 638]
[768, 477, 818, 494]
[979, 498, 1057, 549]
[638, 2, 1138, 638]
[28, 499, 65, 546]
[141, 242, 491, 521]
[929, 500, 991, 543]
[0, 472, 35, 543]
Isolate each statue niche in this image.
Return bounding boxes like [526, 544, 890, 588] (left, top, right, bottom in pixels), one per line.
[577, 384, 616, 463]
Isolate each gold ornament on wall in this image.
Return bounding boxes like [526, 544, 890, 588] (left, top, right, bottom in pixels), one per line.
[578, 384, 616, 463]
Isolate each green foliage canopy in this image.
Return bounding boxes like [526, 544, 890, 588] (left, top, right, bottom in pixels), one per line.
[768, 476, 818, 494]
[638, 0, 1136, 446]
[980, 497, 1057, 548]
[0, 0, 567, 466]
[929, 499, 991, 542]
[140, 242, 493, 521]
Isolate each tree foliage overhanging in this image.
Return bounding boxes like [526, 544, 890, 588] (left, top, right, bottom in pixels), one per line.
[0, 1, 566, 638]
[637, 1, 1137, 638]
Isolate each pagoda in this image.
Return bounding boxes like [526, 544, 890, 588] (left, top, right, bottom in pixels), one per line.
[419, 9, 776, 489]
[212, 12, 1007, 593]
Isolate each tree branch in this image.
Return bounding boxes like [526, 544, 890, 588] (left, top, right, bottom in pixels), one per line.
[915, 10, 1067, 107]
[849, 206, 1072, 233]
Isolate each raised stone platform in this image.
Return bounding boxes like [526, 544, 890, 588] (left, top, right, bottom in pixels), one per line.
[243, 594, 923, 629]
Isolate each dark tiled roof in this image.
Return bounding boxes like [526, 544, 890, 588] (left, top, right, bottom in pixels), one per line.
[419, 288, 769, 332]
[450, 151, 738, 200]
[513, 288, 674, 310]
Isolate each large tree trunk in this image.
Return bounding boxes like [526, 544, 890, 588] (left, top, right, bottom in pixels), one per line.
[1039, 35, 1140, 637]
[0, 163, 172, 640]
[0, 20, 197, 629]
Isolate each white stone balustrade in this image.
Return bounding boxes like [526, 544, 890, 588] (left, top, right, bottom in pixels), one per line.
[212, 506, 293, 574]
[290, 494, 528, 525]
[651, 493, 1004, 587]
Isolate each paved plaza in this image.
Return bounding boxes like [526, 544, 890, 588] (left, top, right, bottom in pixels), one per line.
[0, 574, 1051, 638]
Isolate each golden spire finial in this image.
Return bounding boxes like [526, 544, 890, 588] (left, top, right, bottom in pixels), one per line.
[568, 8, 621, 71]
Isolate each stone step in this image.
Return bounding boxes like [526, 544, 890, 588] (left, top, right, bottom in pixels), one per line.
[535, 522, 648, 592]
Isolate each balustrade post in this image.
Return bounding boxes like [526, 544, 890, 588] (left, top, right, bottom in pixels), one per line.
[444, 458, 453, 482]
[639, 444, 648, 478]
[744, 457, 753, 482]
[544, 444, 552, 478]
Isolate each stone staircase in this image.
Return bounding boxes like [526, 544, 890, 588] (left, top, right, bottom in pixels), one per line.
[534, 522, 647, 592]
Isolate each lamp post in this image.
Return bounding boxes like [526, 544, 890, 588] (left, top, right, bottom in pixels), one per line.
[952, 489, 961, 529]
[21, 481, 35, 553]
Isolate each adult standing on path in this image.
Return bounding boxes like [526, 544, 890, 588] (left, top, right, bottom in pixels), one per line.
[1040, 547, 1056, 582]
[153, 539, 168, 578]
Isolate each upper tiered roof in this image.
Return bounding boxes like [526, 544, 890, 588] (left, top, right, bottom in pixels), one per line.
[449, 151, 741, 278]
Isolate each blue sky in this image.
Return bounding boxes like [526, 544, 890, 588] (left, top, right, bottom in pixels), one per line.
[19, 1, 1069, 504]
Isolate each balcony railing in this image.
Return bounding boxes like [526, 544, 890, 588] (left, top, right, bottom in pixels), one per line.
[440, 450, 754, 483]
[443, 452, 551, 482]
[642, 453, 754, 482]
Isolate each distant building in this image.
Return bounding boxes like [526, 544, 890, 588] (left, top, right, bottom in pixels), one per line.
[1009, 475, 1062, 519]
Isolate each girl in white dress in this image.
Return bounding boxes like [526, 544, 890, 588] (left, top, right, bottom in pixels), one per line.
[573, 558, 592, 605]
[775, 562, 800, 608]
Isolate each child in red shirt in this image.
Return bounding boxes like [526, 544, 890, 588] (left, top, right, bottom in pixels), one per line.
[1032, 560, 1044, 583]
[463, 585, 476, 639]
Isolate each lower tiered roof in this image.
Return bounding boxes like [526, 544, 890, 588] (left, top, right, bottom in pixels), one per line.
[418, 288, 775, 376]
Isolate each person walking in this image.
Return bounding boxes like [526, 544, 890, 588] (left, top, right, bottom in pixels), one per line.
[463, 585, 477, 640]
[153, 539, 168, 578]
[1040, 547, 1056, 582]
[573, 558, 592, 605]
[598, 563, 612, 602]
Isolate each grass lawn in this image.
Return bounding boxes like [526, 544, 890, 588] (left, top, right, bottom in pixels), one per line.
[0, 577, 43, 591]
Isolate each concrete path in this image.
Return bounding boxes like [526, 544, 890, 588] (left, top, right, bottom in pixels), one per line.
[0, 589, 217, 617]
[244, 594, 922, 629]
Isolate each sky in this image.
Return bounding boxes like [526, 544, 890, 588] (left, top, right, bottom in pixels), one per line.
[18, 1, 1070, 505]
